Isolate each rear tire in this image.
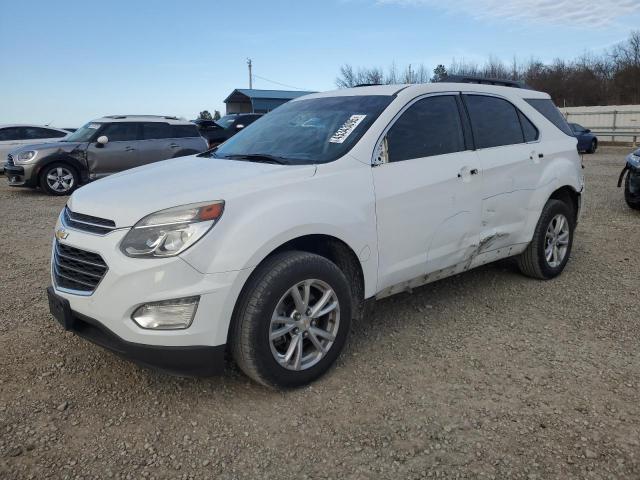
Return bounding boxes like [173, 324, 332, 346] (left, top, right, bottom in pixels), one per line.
[39, 163, 78, 196]
[625, 173, 640, 210]
[517, 199, 575, 280]
[588, 139, 597, 154]
[231, 251, 352, 388]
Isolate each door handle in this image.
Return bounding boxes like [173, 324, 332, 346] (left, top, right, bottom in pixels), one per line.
[457, 167, 480, 179]
[470, 168, 479, 175]
[125, 147, 136, 152]
[169, 143, 180, 148]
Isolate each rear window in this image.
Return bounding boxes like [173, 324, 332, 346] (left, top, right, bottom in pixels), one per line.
[171, 124, 200, 138]
[525, 99, 573, 136]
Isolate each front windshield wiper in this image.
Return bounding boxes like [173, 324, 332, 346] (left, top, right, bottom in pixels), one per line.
[223, 154, 290, 165]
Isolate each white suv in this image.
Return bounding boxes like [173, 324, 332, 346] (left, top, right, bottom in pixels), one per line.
[47, 83, 584, 387]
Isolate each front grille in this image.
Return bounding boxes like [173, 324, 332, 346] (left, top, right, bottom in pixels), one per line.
[63, 207, 116, 235]
[7, 154, 14, 166]
[53, 242, 108, 293]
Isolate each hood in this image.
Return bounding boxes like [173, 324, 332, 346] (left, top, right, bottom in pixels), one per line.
[68, 155, 317, 227]
[13, 141, 84, 154]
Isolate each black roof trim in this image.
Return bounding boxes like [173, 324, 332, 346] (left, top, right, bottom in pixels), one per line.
[441, 75, 528, 89]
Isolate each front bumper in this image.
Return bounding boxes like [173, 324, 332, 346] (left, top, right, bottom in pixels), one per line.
[4, 162, 37, 187]
[50, 214, 254, 371]
[48, 287, 225, 376]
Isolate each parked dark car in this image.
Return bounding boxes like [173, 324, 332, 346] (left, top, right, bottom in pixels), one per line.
[4, 115, 207, 195]
[570, 123, 598, 154]
[193, 114, 262, 148]
[618, 149, 640, 210]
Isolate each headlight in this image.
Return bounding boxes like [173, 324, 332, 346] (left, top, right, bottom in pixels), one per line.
[629, 153, 640, 167]
[120, 201, 224, 258]
[17, 150, 37, 163]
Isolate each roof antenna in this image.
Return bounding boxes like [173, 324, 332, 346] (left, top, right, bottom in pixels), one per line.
[247, 58, 253, 89]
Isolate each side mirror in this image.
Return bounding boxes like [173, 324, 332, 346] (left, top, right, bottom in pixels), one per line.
[97, 135, 109, 146]
[584, 128, 591, 133]
[236, 124, 245, 130]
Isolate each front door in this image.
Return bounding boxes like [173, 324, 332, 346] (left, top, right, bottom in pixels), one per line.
[87, 122, 141, 178]
[372, 94, 483, 292]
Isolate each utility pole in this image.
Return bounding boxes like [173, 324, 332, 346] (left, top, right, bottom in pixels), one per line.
[247, 58, 253, 89]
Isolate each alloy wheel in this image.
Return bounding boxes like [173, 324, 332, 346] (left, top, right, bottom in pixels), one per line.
[269, 279, 340, 371]
[46, 167, 75, 193]
[544, 213, 570, 268]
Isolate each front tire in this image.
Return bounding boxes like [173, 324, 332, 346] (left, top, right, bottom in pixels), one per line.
[588, 139, 597, 154]
[517, 199, 575, 280]
[625, 172, 640, 210]
[231, 251, 352, 388]
[39, 163, 78, 196]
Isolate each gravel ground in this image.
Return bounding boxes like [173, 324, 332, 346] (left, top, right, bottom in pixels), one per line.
[1, 147, 639, 480]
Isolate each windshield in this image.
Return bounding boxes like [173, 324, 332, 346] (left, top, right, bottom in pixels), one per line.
[211, 96, 393, 164]
[63, 122, 102, 142]
[215, 115, 238, 129]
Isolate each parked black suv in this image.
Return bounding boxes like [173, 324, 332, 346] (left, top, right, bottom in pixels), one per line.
[4, 115, 208, 195]
[193, 114, 262, 148]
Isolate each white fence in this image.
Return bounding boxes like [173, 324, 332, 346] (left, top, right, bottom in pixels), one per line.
[560, 105, 640, 144]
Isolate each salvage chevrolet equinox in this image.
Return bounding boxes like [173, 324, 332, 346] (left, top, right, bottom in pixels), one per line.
[47, 83, 584, 387]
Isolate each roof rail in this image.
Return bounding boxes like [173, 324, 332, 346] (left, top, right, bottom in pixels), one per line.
[353, 83, 382, 88]
[440, 75, 527, 89]
[103, 115, 180, 120]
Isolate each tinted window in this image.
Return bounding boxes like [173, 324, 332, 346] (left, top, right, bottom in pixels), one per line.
[525, 99, 574, 136]
[171, 124, 199, 138]
[25, 127, 67, 139]
[465, 95, 524, 149]
[387, 95, 465, 162]
[0, 127, 25, 141]
[519, 111, 539, 142]
[142, 122, 172, 140]
[100, 123, 139, 142]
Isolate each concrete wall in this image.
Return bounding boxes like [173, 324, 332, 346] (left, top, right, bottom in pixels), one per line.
[561, 105, 640, 144]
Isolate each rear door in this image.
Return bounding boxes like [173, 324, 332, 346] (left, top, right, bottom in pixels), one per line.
[372, 93, 483, 291]
[463, 94, 541, 251]
[139, 122, 175, 165]
[86, 122, 141, 178]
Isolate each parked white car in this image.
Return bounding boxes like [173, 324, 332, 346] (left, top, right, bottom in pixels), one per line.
[0, 124, 69, 174]
[47, 82, 584, 387]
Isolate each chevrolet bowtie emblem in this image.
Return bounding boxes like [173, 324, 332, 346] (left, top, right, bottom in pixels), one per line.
[55, 228, 69, 240]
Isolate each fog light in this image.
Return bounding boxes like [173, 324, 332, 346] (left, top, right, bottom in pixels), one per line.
[131, 296, 199, 330]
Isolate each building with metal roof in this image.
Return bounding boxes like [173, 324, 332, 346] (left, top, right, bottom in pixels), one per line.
[224, 89, 316, 114]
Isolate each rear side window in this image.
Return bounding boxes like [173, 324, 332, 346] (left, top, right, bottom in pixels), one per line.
[142, 122, 172, 139]
[0, 127, 25, 141]
[387, 95, 465, 162]
[525, 99, 573, 136]
[100, 123, 140, 142]
[171, 124, 200, 138]
[518, 112, 539, 142]
[25, 127, 67, 139]
[464, 95, 524, 149]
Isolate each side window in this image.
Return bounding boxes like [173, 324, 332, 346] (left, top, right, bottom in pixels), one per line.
[100, 123, 139, 142]
[386, 95, 466, 162]
[518, 111, 539, 142]
[0, 128, 24, 141]
[171, 125, 199, 138]
[525, 99, 574, 137]
[25, 127, 67, 139]
[464, 95, 524, 149]
[142, 122, 172, 139]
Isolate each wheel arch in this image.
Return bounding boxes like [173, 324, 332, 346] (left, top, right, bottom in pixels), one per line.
[226, 234, 366, 347]
[548, 185, 581, 223]
[35, 154, 88, 183]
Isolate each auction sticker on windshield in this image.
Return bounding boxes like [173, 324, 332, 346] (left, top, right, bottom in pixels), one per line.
[329, 115, 367, 143]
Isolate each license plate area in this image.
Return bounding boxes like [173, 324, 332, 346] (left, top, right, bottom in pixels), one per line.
[47, 286, 74, 330]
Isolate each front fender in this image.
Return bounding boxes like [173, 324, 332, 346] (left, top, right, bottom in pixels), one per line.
[34, 151, 89, 183]
[180, 158, 378, 296]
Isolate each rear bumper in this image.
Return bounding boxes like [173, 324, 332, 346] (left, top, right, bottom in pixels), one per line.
[48, 286, 225, 376]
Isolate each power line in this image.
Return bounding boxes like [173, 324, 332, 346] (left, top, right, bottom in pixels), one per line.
[250, 73, 310, 91]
